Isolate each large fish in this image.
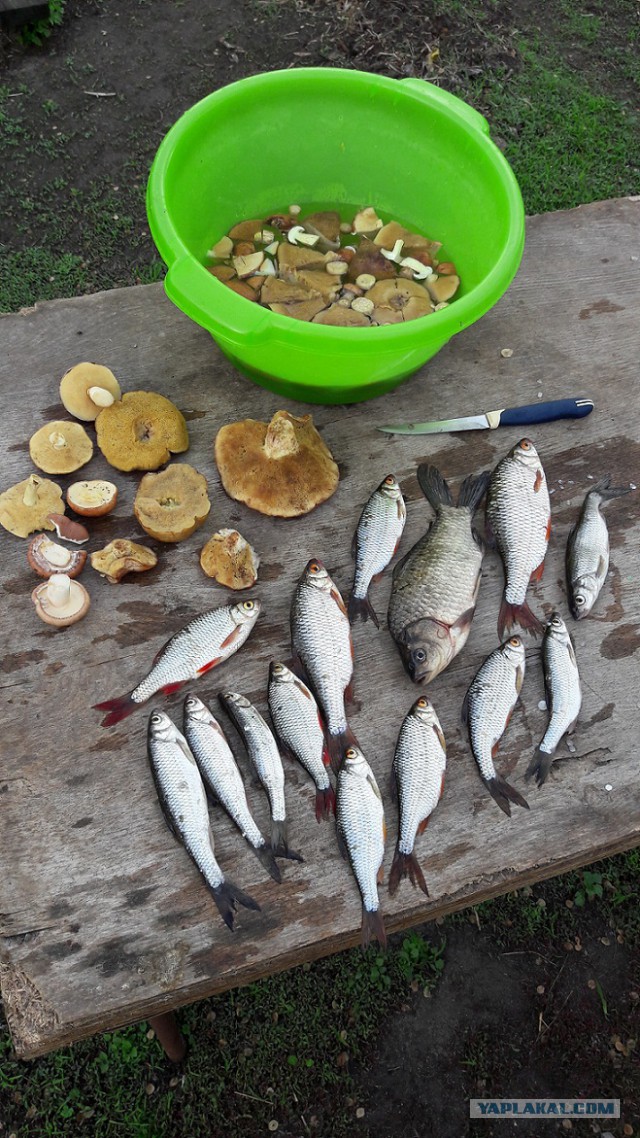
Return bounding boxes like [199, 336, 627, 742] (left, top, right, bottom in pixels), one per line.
[525, 613, 582, 787]
[462, 637, 530, 817]
[348, 474, 406, 627]
[566, 475, 632, 619]
[486, 438, 550, 637]
[267, 661, 336, 822]
[183, 693, 281, 882]
[336, 744, 386, 949]
[389, 696, 446, 897]
[387, 464, 491, 683]
[147, 709, 260, 930]
[95, 599, 260, 727]
[290, 559, 356, 772]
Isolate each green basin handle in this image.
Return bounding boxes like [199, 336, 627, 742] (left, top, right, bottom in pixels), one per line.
[165, 256, 271, 345]
[399, 78, 490, 137]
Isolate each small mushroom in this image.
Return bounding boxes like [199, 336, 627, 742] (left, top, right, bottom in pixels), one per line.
[134, 463, 211, 542]
[59, 363, 122, 422]
[66, 480, 118, 517]
[31, 573, 90, 628]
[91, 539, 158, 583]
[351, 297, 375, 316]
[399, 256, 433, 281]
[207, 235, 233, 258]
[380, 239, 406, 264]
[47, 513, 90, 544]
[95, 391, 189, 472]
[353, 206, 383, 234]
[27, 534, 87, 578]
[29, 421, 93, 475]
[0, 474, 65, 538]
[426, 274, 461, 303]
[301, 210, 341, 251]
[367, 279, 435, 324]
[287, 225, 321, 248]
[312, 305, 371, 326]
[200, 529, 260, 589]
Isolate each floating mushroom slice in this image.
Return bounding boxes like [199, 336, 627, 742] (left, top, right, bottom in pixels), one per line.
[351, 296, 375, 316]
[228, 218, 265, 242]
[292, 270, 341, 303]
[31, 573, 90, 628]
[208, 264, 236, 282]
[214, 410, 339, 518]
[312, 305, 371, 327]
[277, 243, 325, 272]
[353, 206, 383, 234]
[436, 261, 457, 275]
[367, 279, 434, 325]
[0, 475, 65, 538]
[91, 539, 158, 583]
[27, 534, 87, 578]
[66, 479, 118, 517]
[208, 235, 234, 258]
[133, 462, 210, 542]
[233, 251, 265, 278]
[29, 421, 93, 475]
[426, 274, 461, 303]
[59, 362, 122, 422]
[95, 391, 189, 472]
[261, 276, 327, 322]
[302, 210, 341, 244]
[373, 221, 410, 248]
[347, 242, 397, 284]
[200, 529, 260, 590]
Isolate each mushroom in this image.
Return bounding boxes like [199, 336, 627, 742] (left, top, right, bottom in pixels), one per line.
[95, 391, 189, 472]
[346, 242, 397, 284]
[200, 529, 260, 589]
[66, 480, 118, 517]
[232, 251, 265, 278]
[228, 219, 266, 242]
[224, 279, 259, 301]
[312, 305, 371, 327]
[214, 410, 339, 518]
[367, 279, 435, 324]
[27, 534, 87, 578]
[426, 274, 461, 303]
[133, 463, 211, 542]
[260, 276, 327, 322]
[47, 513, 90, 544]
[91, 539, 158, 583]
[31, 573, 90, 628]
[59, 363, 122, 422]
[286, 225, 321, 248]
[208, 264, 236, 282]
[29, 421, 94, 475]
[353, 206, 383, 234]
[0, 474, 64, 538]
[301, 210, 341, 251]
[277, 244, 325, 273]
[207, 235, 233, 258]
[290, 270, 341, 304]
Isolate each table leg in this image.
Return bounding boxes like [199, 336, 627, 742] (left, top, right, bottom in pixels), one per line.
[148, 1012, 187, 1063]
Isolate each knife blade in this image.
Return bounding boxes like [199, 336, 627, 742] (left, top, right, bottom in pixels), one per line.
[377, 397, 594, 435]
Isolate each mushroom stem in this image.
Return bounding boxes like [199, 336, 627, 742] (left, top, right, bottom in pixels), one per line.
[23, 475, 41, 507]
[48, 573, 72, 608]
[263, 414, 301, 459]
[48, 431, 68, 449]
[88, 386, 116, 408]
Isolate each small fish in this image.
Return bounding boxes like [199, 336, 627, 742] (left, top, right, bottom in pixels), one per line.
[183, 693, 281, 882]
[348, 474, 407, 627]
[462, 637, 530, 817]
[486, 438, 550, 637]
[219, 691, 303, 863]
[389, 697, 446, 897]
[566, 475, 632, 619]
[147, 709, 260, 931]
[290, 559, 356, 772]
[95, 599, 261, 727]
[267, 661, 336, 822]
[336, 744, 387, 949]
[525, 613, 582, 787]
[387, 464, 491, 683]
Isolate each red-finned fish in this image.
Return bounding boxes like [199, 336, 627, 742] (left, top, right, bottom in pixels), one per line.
[486, 438, 550, 637]
[336, 744, 387, 949]
[290, 559, 356, 773]
[348, 474, 406, 627]
[267, 661, 336, 821]
[462, 636, 530, 817]
[525, 613, 582, 787]
[389, 696, 446, 897]
[94, 599, 260, 727]
[566, 475, 632, 619]
[147, 709, 260, 931]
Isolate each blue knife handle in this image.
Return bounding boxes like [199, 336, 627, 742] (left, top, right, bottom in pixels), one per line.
[499, 398, 594, 427]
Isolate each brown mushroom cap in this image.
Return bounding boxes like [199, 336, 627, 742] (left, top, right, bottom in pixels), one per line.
[133, 463, 210, 542]
[367, 279, 434, 324]
[261, 276, 327, 322]
[59, 362, 122, 422]
[95, 391, 189, 472]
[91, 539, 158, 583]
[214, 410, 339, 518]
[27, 534, 87, 578]
[0, 475, 64, 538]
[66, 480, 118, 517]
[31, 573, 91, 628]
[346, 241, 397, 284]
[200, 529, 260, 590]
[312, 305, 371, 327]
[426, 273, 461, 303]
[29, 421, 94, 475]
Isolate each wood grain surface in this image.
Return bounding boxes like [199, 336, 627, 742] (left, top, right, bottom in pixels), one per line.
[1, 198, 638, 1058]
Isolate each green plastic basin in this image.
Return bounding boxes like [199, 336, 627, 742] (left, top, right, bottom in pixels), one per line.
[146, 68, 525, 404]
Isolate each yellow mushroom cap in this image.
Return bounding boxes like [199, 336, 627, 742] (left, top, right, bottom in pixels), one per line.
[59, 363, 122, 422]
[133, 463, 210, 542]
[95, 391, 189, 472]
[0, 475, 64, 538]
[29, 421, 94, 475]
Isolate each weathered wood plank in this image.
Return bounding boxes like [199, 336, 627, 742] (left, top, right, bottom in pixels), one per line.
[1, 197, 639, 1058]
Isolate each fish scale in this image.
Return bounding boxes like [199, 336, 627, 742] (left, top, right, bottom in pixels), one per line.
[349, 475, 406, 626]
[566, 476, 632, 619]
[336, 745, 386, 948]
[392, 699, 446, 887]
[267, 662, 335, 821]
[525, 614, 582, 787]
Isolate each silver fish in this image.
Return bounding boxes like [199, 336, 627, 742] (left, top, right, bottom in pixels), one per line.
[566, 475, 632, 619]
[96, 599, 261, 727]
[348, 474, 406, 627]
[389, 696, 446, 897]
[290, 559, 356, 772]
[525, 613, 582, 787]
[486, 438, 550, 638]
[462, 637, 530, 817]
[147, 709, 260, 930]
[183, 693, 281, 882]
[219, 691, 303, 863]
[387, 464, 491, 683]
[336, 744, 386, 949]
[267, 661, 336, 822]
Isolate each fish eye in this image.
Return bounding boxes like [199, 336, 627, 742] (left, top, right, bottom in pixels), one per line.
[520, 440, 531, 450]
[242, 600, 255, 611]
[345, 747, 356, 759]
[417, 698, 428, 709]
[384, 475, 395, 485]
[309, 561, 320, 573]
[575, 595, 585, 606]
[151, 712, 162, 724]
[414, 648, 427, 662]
[509, 637, 521, 647]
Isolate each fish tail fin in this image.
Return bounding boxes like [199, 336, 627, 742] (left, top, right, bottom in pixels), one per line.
[271, 819, 304, 863]
[362, 906, 387, 951]
[594, 475, 632, 500]
[327, 725, 359, 775]
[315, 785, 336, 822]
[388, 846, 429, 897]
[457, 470, 492, 511]
[498, 598, 544, 639]
[347, 591, 380, 628]
[93, 691, 137, 727]
[487, 775, 530, 817]
[253, 842, 282, 883]
[524, 747, 555, 788]
[416, 464, 453, 508]
[211, 879, 261, 931]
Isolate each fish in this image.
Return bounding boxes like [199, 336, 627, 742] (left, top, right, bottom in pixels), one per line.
[147, 709, 260, 931]
[389, 696, 446, 897]
[348, 474, 407, 627]
[95, 599, 261, 727]
[219, 691, 303, 863]
[336, 744, 387, 949]
[525, 613, 582, 787]
[486, 438, 550, 638]
[462, 636, 530, 817]
[267, 661, 336, 821]
[566, 475, 632, 619]
[183, 693, 282, 882]
[290, 559, 356, 772]
[387, 464, 491, 684]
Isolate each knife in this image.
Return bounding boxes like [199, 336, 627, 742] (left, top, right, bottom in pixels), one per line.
[377, 397, 594, 435]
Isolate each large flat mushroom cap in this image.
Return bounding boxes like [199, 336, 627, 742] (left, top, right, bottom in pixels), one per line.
[95, 391, 189, 472]
[29, 421, 94, 475]
[0, 475, 65, 538]
[133, 462, 210, 542]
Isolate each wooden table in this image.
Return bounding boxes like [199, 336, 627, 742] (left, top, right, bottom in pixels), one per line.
[1, 198, 639, 1061]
